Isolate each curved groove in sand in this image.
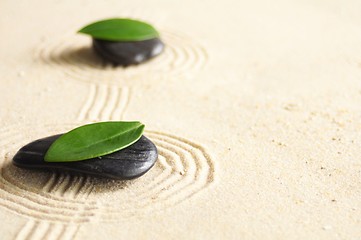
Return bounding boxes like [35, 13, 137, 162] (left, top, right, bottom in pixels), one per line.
[69, 175, 88, 199]
[100, 86, 119, 120]
[1, 161, 94, 207]
[0, 124, 215, 222]
[15, 221, 78, 240]
[96, 131, 215, 220]
[42, 171, 58, 193]
[145, 141, 197, 202]
[34, 30, 208, 86]
[59, 174, 77, 197]
[135, 140, 191, 201]
[112, 87, 130, 120]
[40, 171, 94, 201]
[0, 179, 78, 214]
[0, 182, 96, 219]
[77, 85, 130, 122]
[2, 175, 92, 208]
[49, 173, 67, 195]
[149, 130, 215, 182]
[137, 152, 175, 195]
[87, 85, 107, 121]
[1, 164, 95, 205]
[0, 190, 93, 223]
[77, 84, 96, 121]
[15, 220, 36, 240]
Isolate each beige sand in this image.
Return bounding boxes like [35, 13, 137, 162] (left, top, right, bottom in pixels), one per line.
[1, 0, 361, 239]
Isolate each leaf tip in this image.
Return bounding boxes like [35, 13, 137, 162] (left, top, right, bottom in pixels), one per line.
[77, 28, 88, 35]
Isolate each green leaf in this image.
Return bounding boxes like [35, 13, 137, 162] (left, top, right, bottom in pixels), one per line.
[44, 121, 145, 162]
[78, 18, 159, 41]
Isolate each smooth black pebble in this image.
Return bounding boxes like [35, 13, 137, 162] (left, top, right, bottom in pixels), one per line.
[13, 135, 158, 180]
[93, 37, 164, 66]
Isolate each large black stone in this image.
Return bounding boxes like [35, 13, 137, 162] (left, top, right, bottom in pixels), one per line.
[13, 135, 158, 180]
[93, 38, 164, 66]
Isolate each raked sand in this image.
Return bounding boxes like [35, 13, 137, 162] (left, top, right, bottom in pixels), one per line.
[1, 0, 361, 239]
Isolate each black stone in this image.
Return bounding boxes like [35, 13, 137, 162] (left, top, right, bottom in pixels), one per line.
[13, 135, 158, 180]
[93, 37, 164, 66]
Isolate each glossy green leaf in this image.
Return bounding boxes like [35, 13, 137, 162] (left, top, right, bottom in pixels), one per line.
[44, 121, 145, 162]
[78, 18, 159, 41]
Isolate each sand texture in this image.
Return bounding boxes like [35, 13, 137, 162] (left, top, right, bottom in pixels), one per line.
[1, 0, 361, 239]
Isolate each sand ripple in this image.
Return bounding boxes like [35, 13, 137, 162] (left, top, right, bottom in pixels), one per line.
[34, 30, 208, 85]
[0, 124, 215, 224]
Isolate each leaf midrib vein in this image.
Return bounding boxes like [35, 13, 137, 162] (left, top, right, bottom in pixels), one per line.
[76, 125, 142, 152]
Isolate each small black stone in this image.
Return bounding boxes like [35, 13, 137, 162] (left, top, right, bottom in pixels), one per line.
[13, 135, 158, 180]
[93, 38, 164, 66]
